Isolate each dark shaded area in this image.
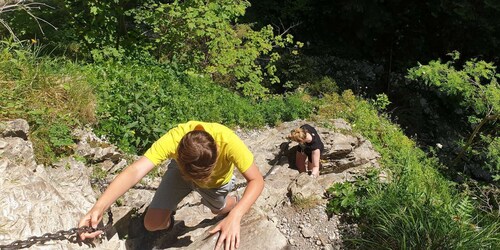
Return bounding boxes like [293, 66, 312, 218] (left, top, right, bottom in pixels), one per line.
[245, 0, 500, 69]
[286, 145, 298, 170]
[245, 0, 500, 184]
[124, 208, 225, 250]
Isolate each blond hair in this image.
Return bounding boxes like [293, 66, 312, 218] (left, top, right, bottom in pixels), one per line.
[287, 127, 307, 142]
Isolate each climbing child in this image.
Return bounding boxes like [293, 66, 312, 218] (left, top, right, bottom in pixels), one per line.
[79, 121, 264, 250]
[287, 124, 324, 177]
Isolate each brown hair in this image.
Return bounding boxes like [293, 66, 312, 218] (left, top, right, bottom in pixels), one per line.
[177, 130, 217, 182]
[287, 127, 307, 142]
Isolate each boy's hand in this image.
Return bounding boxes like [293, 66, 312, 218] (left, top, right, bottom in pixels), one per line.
[209, 213, 242, 250]
[78, 208, 104, 240]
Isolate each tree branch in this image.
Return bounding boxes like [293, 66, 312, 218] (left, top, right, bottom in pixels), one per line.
[0, 1, 56, 40]
[272, 19, 301, 37]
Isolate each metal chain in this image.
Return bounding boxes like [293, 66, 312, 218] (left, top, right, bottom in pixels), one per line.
[0, 205, 113, 250]
[0, 142, 289, 249]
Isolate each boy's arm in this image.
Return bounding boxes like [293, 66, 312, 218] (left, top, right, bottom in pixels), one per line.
[209, 162, 264, 250]
[79, 156, 155, 240]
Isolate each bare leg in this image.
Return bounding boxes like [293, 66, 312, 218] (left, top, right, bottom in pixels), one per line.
[144, 208, 173, 231]
[296, 151, 307, 173]
[213, 195, 238, 215]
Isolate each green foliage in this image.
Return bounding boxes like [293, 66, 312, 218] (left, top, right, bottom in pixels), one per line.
[0, 41, 96, 164]
[327, 169, 380, 217]
[131, 0, 294, 98]
[407, 52, 499, 119]
[3, 1, 299, 98]
[319, 90, 500, 249]
[60, 0, 127, 57]
[305, 76, 339, 97]
[407, 52, 500, 176]
[358, 191, 500, 249]
[372, 93, 391, 111]
[87, 61, 314, 154]
[48, 123, 73, 148]
[484, 135, 500, 180]
[258, 92, 314, 126]
[0, 39, 313, 161]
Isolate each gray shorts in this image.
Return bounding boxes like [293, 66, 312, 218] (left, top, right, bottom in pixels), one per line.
[149, 160, 235, 212]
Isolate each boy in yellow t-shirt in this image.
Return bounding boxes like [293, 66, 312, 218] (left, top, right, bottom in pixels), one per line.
[79, 121, 264, 250]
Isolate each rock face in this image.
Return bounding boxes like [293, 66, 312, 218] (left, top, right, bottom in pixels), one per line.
[0, 119, 381, 250]
[0, 120, 125, 249]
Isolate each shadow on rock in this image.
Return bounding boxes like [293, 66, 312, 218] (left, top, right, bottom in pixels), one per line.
[125, 212, 225, 250]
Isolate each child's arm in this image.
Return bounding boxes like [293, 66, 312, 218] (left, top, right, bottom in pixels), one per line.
[209, 162, 264, 250]
[79, 156, 155, 240]
[310, 149, 321, 177]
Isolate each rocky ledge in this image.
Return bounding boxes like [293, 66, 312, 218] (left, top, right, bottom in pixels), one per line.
[0, 119, 382, 249]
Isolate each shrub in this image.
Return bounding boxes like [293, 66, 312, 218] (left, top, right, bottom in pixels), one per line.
[305, 76, 339, 97]
[0, 41, 96, 164]
[320, 90, 500, 249]
[407, 51, 499, 179]
[131, 0, 296, 98]
[87, 61, 315, 154]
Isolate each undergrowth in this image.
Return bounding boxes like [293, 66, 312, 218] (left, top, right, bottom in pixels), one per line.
[0, 42, 315, 161]
[85, 61, 315, 154]
[320, 90, 500, 248]
[0, 41, 96, 164]
[3, 40, 498, 248]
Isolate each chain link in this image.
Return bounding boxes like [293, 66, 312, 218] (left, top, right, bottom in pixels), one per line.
[0, 142, 289, 249]
[0, 211, 113, 250]
[0, 188, 113, 250]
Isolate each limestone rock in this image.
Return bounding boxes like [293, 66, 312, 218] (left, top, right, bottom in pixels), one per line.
[0, 119, 29, 140]
[322, 133, 357, 158]
[1, 119, 381, 249]
[169, 208, 288, 250]
[73, 127, 122, 163]
[330, 118, 352, 131]
[288, 173, 324, 201]
[0, 137, 37, 171]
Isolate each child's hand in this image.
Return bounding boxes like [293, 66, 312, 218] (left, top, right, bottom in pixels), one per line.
[78, 208, 104, 240]
[209, 212, 242, 250]
[311, 170, 319, 178]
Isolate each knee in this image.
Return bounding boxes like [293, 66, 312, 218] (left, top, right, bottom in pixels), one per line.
[143, 211, 171, 232]
[143, 217, 160, 231]
[144, 217, 171, 232]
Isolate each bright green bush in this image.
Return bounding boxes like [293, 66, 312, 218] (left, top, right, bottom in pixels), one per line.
[305, 76, 339, 97]
[3, 0, 297, 98]
[131, 0, 295, 98]
[257, 93, 313, 125]
[87, 61, 314, 154]
[0, 39, 314, 160]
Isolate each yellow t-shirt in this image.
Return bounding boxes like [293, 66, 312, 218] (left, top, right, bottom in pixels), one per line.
[144, 121, 254, 188]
